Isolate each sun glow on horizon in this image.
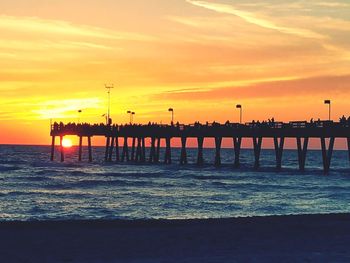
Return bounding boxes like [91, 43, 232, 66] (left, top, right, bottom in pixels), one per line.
[61, 138, 73, 148]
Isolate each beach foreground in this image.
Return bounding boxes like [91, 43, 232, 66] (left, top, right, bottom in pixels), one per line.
[1, 214, 350, 263]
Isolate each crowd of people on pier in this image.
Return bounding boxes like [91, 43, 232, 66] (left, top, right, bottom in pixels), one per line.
[339, 115, 350, 126]
[52, 115, 350, 135]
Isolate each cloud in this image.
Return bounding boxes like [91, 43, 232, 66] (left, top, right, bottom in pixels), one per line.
[314, 2, 350, 8]
[186, 0, 325, 39]
[0, 15, 156, 41]
[154, 74, 350, 101]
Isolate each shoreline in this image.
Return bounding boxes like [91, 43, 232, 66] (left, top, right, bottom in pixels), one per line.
[1, 212, 349, 225]
[1, 213, 350, 262]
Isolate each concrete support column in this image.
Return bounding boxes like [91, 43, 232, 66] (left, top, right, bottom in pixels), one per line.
[88, 136, 93, 162]
[164, 137, 172, 164]
[50, 136, 55, 161]
[274, 137, 285, 170]
[149, 137, 156, 163]
[155, 138, 161, 163]
[104, 137, 110, 162]
[115, 137, 120, 162]
[253, 137, 263, 169]
[214, 137, 222, 167]
[321, 137, 335, 174]
[108, 137, 115, 162]
[197, 137, 204, 165]
[131, 137, 136, 162]
[121, 137, 129, 162]
[233, 137, 242, 168]
[60, 136, 64, 162]
[78, 136, 83, 161]
[180, 137, 188, 165]
[296, 137, 309, 171]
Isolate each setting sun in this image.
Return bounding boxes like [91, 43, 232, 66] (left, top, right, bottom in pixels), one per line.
[61, 138, 73, 148]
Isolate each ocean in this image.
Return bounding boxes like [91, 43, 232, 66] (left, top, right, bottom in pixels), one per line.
[0, 145, 349, 221]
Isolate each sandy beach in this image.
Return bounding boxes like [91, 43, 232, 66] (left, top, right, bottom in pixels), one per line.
[0, 213, 349, 262]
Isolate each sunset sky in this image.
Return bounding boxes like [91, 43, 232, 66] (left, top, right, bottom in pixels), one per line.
[1, 0, 350, 145]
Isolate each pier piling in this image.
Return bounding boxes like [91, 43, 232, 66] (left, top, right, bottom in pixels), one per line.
[274, 137, 285, 170]
[180, 137, 188, 165]
[78, 136, 83, 161]
[233, 137, 242, 168]
[253, 137, 263, 169]
[142, 137, 146, 162]
[108, 137, 115, 162]
[50, 136, 55, 161]
[149, 137, 156, 163]
[215, 137, 222, 167]
[104, 137, 110, 162]
[135, 137, 142, 163]
[297, 137, 309, 171]
[156, 138, 161, 163]
[321, 137, 335, 174]
[115, 137, 120, 162]
[88, 136, 93, 162]
[131, 137, 136, 162]
[164, 137, 172, 164]
[60, 136, 64, 162]
[197, 137, 204, 165]
[121, 137, 129, 162]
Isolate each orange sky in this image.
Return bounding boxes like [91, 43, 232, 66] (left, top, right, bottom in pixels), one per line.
[0, 0, 350, 146]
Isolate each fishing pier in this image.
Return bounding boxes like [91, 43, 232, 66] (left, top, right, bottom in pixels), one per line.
[50, 120, 350, 173]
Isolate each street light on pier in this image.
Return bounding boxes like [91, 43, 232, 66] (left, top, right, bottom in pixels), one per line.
[127, 111, 135, 124]
[105, 84, 114, 125]
[77, 109, 82, 124]
[168, 108, 174, 124]
[236, 104, 242, 124]
[324, 100, 331, 121]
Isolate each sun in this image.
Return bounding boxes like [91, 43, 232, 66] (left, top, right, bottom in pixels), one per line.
[62, 138, 73, 148]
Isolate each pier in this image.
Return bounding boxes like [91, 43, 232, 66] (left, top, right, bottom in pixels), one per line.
[50, 120, 350, 173]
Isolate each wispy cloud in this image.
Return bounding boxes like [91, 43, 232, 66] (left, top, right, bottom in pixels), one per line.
[0, 15, 156, 41]
[314, 2, 350, 8]
[186, 0, 325, 39]
[154, 74, 350, 101]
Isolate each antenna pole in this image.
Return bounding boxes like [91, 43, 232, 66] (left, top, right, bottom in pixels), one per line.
[105, 84, 114, 125]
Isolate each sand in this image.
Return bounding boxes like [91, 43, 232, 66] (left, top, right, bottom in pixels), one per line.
[0, 214, 350, 262]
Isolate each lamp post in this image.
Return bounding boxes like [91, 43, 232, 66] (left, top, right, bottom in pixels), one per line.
[236, 104, 242, 124]
[101, 114, 107, 124]
[324, 100, 331, 121]
[77, 109, 82, 123]
[127, 111, 135, 124]
[168, 108, 174, 124]
[105, 84, 114, 125]
[127, 111, 132, 124]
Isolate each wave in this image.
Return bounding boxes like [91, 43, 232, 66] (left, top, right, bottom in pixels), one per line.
[41, 179, 157, 189]
[1, 145, 350, 221]
[0, 165, 21, 172]
[11, 176, 52, 182]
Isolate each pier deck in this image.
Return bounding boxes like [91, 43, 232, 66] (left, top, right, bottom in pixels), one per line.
[50, 120, 350, 173]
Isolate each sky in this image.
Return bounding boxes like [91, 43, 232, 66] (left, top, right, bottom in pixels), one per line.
[0, 0, 350, 145]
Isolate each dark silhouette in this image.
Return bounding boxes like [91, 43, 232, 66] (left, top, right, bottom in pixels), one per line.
[50, 117, 350, 174]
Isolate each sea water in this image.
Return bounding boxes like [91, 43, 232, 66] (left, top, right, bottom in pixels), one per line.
[0, 145, 349, 221]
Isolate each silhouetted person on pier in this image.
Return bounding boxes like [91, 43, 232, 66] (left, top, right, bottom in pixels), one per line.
[340, 115, 347, 126]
